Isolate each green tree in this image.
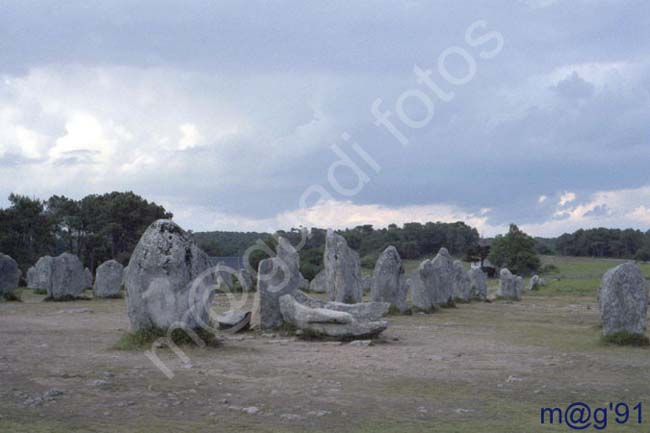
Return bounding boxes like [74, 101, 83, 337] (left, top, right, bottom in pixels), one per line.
[489, 224, 540, 276]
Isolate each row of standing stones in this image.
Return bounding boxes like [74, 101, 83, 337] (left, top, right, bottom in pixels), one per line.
[2, 219, 647, 341]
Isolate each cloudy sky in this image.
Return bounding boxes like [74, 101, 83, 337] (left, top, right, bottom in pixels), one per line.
[1, 0, 649, 237]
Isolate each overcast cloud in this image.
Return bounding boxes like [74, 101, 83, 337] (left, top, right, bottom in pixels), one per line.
[1, 0, 649, 237]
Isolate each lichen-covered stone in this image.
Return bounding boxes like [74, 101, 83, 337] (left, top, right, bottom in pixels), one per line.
[469, 268, 487, 301]
[324, 230, 362, 303]
[309, 270, 327, 293]
[0, 254, 20, 297]
[279, 294, 388, 340]
[599, 262, 648, 336]
[93, 260, 124, 298]
[124, 220, 215, 332]
[451, 260, 471, 302]
[370, 246, 407, 312]
[497, 268, 523, 301]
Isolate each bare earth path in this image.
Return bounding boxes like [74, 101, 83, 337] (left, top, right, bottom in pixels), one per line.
[1, 291, 648, 433]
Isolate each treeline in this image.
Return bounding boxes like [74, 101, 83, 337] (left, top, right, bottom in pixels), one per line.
[0, 192, 171, 272]
[196, 222, 481, 280]
[553, 228, 650, 260]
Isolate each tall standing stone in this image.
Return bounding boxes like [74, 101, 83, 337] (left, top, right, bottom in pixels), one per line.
[370, 246, 407, 312]
[469, 268, 487, 301]
[324, 230, 362, 304]
[124, 220, 215, 332]
[0, 254, 20, 298]
[94, 260, 124, 298]
[411, 259, 436, 312]
[429, 248, 454, 306]
[497, 268, 523, 301]
[251, 257, 297, 329]
[451, 260, 471, 302]
[599, 262, 648, 336]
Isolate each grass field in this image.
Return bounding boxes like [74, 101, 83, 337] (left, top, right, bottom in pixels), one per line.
[2, 255, 649, 433]
[402, 255, 650, 297]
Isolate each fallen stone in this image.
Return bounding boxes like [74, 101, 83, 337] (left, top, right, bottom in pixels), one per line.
[216, 310, 251, 332]
[292, 290, 389, 321]
[279, 294, 388, 340]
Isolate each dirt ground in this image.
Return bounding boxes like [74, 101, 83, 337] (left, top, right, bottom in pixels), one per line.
[1, 289, 649, 433]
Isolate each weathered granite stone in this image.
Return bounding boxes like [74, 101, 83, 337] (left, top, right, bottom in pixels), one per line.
[84, 267, 93, 288]
[497, 268, 523, 301]
[279, 294, 388, 340]
[430, 248, 454, 305]
[124, 219, 215, 332]
[251, 257, 298, 329]
[410, 248, 455, 311]
[0, 254, 20, 297]
[451, 260, 472, 302]
[528, 275, 544, 291]
[93, 260, 124, 298]
[29, 256, 54, 291]
[410, 260, 435, 312]
[370, 246, 408, 312]
[599, 262, 648, 336]
[216, 310, 251, 331]
[324, 230, 362, 303]
[292, 290, 389, 321]
[469, 268, 488, 301]
[309, 270, 327, 293]
[47, 253, 87, 299]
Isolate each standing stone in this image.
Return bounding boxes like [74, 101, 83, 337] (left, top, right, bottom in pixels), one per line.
[309, 270, 327, 293]
[451, 260, 472, 302]
[469, 268, 487, 301]
[93, 260, 124, 298]
[35, 253, 87, 300]
[497, 268, 523, 301]
[276, 237, 304, 286]
[528, 275, 543, 291]
[324, 230, 362, 303]
[124, 220, 215, 332]
[30, 256, 55, 291]
[84, 267, 93, 288]
[411, 260, 435, 312]
[599, 262, 647, 336]
[215, 264, 235, 292]
[370, 246, 407, 312]
[26, 266, 37, 288]
[0, 254, 21, 298]
[251, 257, 298, 329]
[430, 248, 454, 306]
[361, 276, 373, 293]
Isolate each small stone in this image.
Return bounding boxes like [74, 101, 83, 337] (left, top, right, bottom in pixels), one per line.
[243, 406, 260, 415]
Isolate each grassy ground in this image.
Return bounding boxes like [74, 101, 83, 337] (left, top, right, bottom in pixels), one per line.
[2, 256, 650, 433]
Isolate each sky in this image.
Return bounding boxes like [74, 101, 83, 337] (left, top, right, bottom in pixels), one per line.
[0, 0, 649, 237]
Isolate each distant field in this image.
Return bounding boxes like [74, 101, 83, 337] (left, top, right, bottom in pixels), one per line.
[402, 255, 650, 297]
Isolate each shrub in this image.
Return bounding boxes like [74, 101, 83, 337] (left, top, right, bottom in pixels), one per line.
[113, 327, 219, 350]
